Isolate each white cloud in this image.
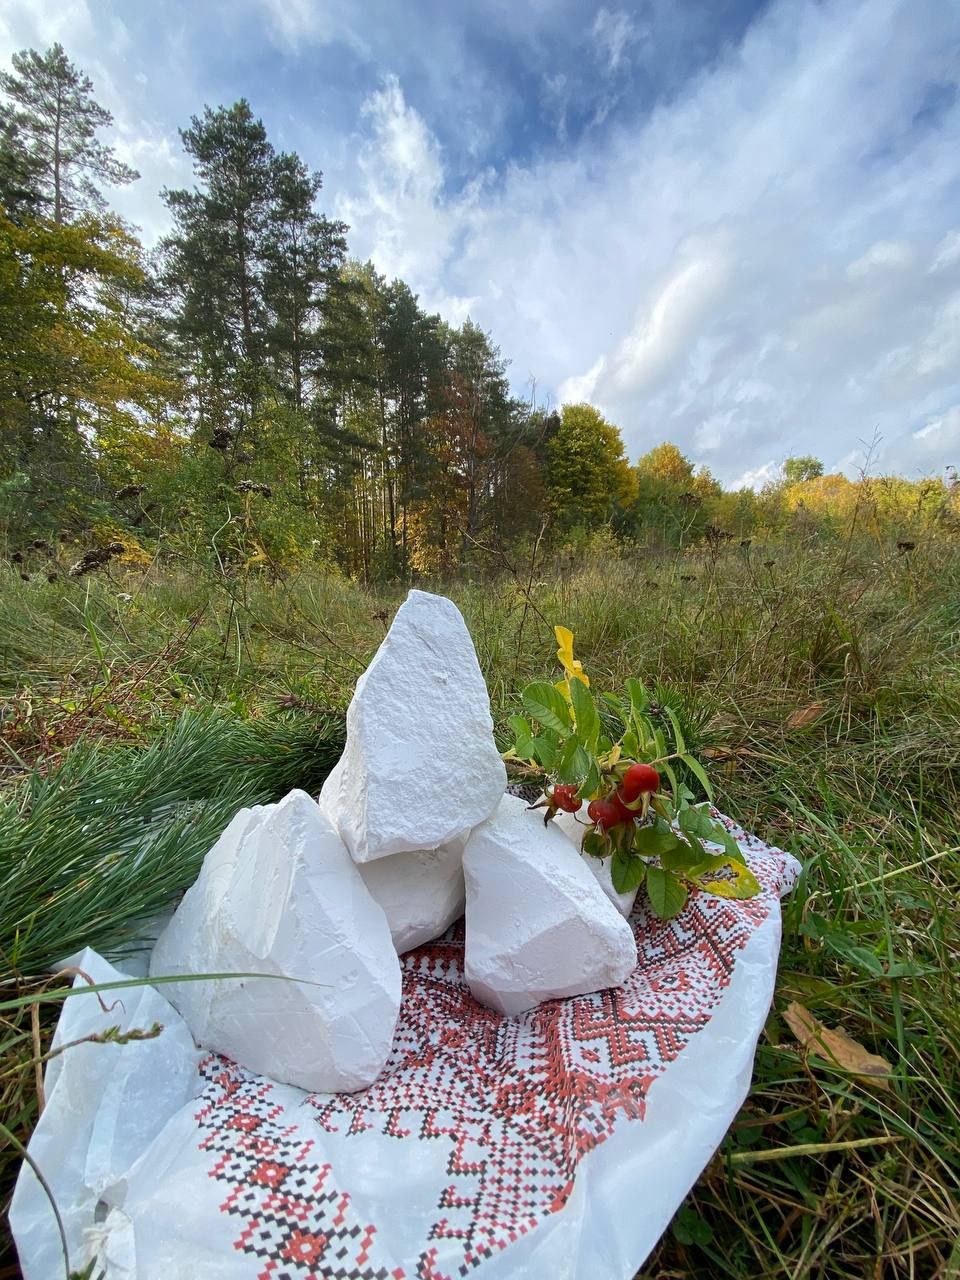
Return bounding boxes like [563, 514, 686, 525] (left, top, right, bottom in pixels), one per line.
[591, 8, 639, 74]
[335, 75, 467, 308]
[912, 406, 960, 449]
[558, 355, 606, 405]
[846, 240, 914, 279]
[695, 410, 738, 452]
[0, 0, 94, 55]
[914, 294, 960, 377]
[251, 0, 365, 53]
[931, 229, 960, 273]
[603, 241, 731, 396]
[337, 0, 960, 480]
[731, 460, 781, 491]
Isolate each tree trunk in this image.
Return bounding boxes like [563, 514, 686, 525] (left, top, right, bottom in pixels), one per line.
[53, 86, 63, 224]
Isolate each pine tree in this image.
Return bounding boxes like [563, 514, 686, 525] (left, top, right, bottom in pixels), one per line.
[0, 43, 137, 224]
[0, 114, 44, 219]
[378, 279, 445, 571]
[162, 100, 279, 466]
[263, 152, 347, 414]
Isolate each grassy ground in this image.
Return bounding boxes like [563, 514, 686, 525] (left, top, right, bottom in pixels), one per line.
[1, 533, 958, 1278]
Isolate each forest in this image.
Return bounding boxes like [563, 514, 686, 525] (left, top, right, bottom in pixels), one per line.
[3, 43, 958, 583]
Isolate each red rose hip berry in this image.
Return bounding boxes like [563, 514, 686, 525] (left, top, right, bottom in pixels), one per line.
[611, 790, 639, 823]
[587, 798, 622, 830]
[551, 783, 582, 813]
[621, 762, 660, 802]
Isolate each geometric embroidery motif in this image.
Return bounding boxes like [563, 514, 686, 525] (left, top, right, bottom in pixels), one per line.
[195, 814, 792, 1279]
[196, 1066, 403, 1280]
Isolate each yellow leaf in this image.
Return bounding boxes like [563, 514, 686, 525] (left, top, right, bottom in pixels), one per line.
[785, 702, 826, 730]
[688, 855, 760, 900]
[554, 625, 589, 687]
[783, 1001, 892, 1088]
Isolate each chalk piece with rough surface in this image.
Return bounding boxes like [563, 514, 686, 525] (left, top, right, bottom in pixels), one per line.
[357, 838, 467, 953]
[150, 790, 401, 1093]
[463, 793, 638, 1015]
[319, 590, 506, 863]
[552, 807, 640, 917]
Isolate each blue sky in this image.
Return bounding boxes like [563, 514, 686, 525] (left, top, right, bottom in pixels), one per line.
[2, 0, 959, 485]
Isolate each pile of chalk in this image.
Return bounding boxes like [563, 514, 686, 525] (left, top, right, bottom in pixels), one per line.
[151, 591, 638, 1092]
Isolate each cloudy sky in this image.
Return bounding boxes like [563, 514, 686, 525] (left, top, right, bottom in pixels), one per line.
[2, 0, 958, 486]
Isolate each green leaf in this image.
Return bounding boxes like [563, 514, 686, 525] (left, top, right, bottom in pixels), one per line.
[687, 855, 761, 900]
[625, 677, 650, 715]
[685, 833, 709, 862]
[531, 735, 558, 769]
[660, 842, 702, 871]
[582, 829, 606, 857]
[844, 947, 887, 977]
[556, 736, 594, 785]
[508, 714, 532, 739]
[611, 851, 647, 894]
[672, 1207, 714, 1248]
[631, 704, 656, 754]
[633, 822, 682, 857]
[507, 714, 536, 761]
[885, 961, 935, 979]
[521, 681, 572, 736]
[680, 807, 746, 864]
[680, 752, 713, 801]
[645, 865, 689, 919]
[678, 804, 721, 840]
[664, 705, 687, 754]
[820, 935, 886, 976]
[580, 755, 602, 799]
[659, 757, 679, 801]
[675, 803, 727, 844]
[569, 677, 601, 752]
[710, 821, 745, 864]
[651, 793, 674, 822]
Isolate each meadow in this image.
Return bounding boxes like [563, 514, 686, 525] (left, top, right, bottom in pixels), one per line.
[1, 531, 958, 1279]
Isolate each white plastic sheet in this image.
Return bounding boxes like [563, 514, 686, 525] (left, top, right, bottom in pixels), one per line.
[12, 813, 799, 1280]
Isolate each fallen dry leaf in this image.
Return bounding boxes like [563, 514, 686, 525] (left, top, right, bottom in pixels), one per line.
[784, 702, 826, 730]
[783, 1001, 893, 1088]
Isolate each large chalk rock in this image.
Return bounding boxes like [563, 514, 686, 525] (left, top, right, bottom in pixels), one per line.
[463, 794, 638, 1015]
[319, 590, 505, 863]
[357, 838, 466, 953]
[552, 808, 640, 918]
[150, 790, 401, 1093]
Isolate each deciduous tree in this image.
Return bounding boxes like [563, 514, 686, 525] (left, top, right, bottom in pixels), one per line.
[547, 403, 635, 530]
[783, 455, 824, 485]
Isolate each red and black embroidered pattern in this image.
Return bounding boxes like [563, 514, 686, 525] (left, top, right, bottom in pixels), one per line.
[196, 1063, 404, 1279]
[194, 815, 793, 1279]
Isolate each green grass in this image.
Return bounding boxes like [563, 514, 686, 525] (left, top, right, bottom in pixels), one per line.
[1, 533, 958, 1278]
